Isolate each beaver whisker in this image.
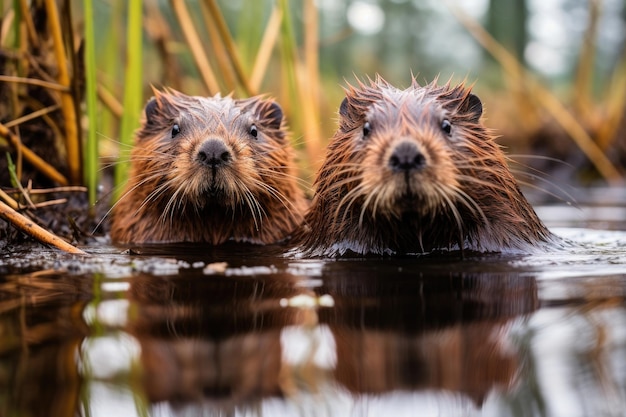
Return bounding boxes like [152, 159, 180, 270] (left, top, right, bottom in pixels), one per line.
[455, 174, 512, 194]
[324, 172, 363, 186]
[367, 183, 392, 223]
[320, 167, 366, 190]
[93, 168, 171, 233]
[126, 171, 173, 215]
[510, 169, 578, 206]
[325, 175, 363, 195]
[433, 183, 465, 250]
[253, 167, 311, 188]
[334, 182, 369, 226]
[358, 185, 381, 227]
[242, 187, 265, 232]
[446, 184, 489, 227]
[250, 178, 299, 215]
[160, 182, 186, 227]
[227, 174, 265, 228]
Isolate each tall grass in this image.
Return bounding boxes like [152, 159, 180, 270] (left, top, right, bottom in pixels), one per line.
[84, 0, 98, 210]
[448, 1, 625, 185]
[114, 0, 144, 200]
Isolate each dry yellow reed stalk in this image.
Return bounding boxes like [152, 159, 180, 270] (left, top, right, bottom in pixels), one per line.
[97, 84, 124, 118]
[199, 1, 237, 92]
[0, 75, 69, 91]
[449, 3, 623, 184]
[250, 7, 283, 92]
[18, 0, 39, 49]
[597, 55, 626, 150]
[572, 0, 600, 119]
[0, 200, 87, 255]
[203, 0, 254, 95]
[4, 104, 60, 129]
[170, 0, 220, 94]
[43, 0, 81, 184]
[0, 189, 19, 210]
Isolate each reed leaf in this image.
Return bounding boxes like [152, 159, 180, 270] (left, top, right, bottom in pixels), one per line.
[98, 0, 125, 143]
[277, 0, 300, 124]
[84, 0, 98, 210]
[114, 0, 144, 200]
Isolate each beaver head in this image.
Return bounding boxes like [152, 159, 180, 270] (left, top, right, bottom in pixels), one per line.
[296, 76, 553, 256]
[110, 89, 307, 244]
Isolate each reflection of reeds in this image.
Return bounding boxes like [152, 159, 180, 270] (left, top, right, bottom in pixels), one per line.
[0, 270, 91, 352]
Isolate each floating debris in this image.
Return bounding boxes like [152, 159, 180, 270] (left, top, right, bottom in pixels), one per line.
[279, 293, 335, 308]
[224, 265, 278, 276]
[202, 262, 229, 275]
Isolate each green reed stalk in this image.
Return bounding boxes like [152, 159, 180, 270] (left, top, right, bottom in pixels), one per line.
[114, 0, 144, 200]
[83, 0, 98, 211]
[277, 0, 300, 125]
[235, 0, 266, 71]
[203, 0, 253, 96]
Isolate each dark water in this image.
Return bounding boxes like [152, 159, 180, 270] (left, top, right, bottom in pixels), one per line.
[1, 187, 626, 417]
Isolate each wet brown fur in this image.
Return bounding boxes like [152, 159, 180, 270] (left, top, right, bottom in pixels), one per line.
[295, 76, 554, 256]
[110, 89, 307, 244]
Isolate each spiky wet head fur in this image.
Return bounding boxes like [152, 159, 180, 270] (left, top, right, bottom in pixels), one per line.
[296, 76, 553, 256]
[110, 89, 307, 244]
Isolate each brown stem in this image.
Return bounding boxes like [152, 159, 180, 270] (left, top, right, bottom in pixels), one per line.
[0, 200, 87, 255]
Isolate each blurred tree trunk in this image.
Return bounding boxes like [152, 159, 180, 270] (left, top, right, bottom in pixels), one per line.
[486, 0, 527, 63]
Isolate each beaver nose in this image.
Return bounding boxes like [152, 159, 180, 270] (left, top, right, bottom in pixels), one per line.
[388, 141, 426, 172]
[197, 139, 231, 167]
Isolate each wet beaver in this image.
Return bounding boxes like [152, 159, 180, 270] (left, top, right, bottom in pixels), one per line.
[295, 77, 555, 256]
[110, 89, 307, 244]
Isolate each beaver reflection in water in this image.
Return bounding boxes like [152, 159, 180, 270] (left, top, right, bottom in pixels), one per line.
[110, 89, 307, 245]
[295, 77, 556, 257]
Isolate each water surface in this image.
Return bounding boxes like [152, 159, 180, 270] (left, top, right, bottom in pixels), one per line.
[1, 190, 626, 417]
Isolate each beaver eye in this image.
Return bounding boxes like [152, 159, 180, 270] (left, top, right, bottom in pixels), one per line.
[363, 121, 371, 137]
[249, 124, 258, 138]
[441, 119, 452, 135]
[171, 124, 180, 138]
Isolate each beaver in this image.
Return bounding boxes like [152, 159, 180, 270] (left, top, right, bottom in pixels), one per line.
[295, 76, 556, 256]
[110, 89, 307, 244]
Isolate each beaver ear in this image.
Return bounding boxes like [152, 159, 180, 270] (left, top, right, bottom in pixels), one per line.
[461, 93, 482, 122]
[339, 97, 349, 117]
[144, 97, 159, 125]
[263, 101, 283, 130]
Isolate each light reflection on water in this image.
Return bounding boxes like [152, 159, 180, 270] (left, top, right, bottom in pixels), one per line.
[1, 207, 626, 416]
